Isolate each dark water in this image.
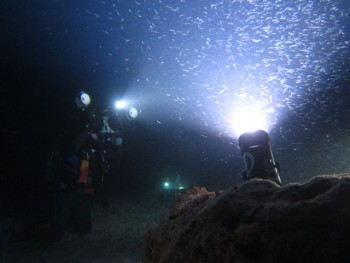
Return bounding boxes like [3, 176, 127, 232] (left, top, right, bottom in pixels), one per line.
[1, 0, 350, 206]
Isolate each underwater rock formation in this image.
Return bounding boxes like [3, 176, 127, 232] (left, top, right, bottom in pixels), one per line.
[143, 174, 350, 263]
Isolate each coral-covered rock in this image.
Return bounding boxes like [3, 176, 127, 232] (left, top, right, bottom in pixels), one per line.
[170, 186, 216, 218]
[143, 174, 350, 263]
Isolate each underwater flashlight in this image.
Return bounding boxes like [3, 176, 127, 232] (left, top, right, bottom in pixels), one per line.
[230, 105, 269, 138]
[80, 92, 91, 106]
[238, 130, 281, 185]
[163, 182, 170, 189]
[114, 100, 138, 120]
[115, 100, 127, 109]
[128, 107, 138, 120]
[75, 91, 92, 111]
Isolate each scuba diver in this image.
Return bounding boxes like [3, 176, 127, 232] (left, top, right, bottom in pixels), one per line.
[162, 172, 186, 192]
[47, 91, 138, 239]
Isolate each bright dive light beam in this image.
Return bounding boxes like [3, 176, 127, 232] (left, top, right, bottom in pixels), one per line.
[115, 100, 127, 109]
[230, 106, 269, 137]
[163, 182, 170, 189]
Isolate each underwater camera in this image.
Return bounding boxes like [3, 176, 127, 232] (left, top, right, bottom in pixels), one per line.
[238, 130, 281, 185]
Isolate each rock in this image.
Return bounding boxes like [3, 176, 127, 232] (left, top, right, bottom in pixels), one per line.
[143, 174, 350, 263]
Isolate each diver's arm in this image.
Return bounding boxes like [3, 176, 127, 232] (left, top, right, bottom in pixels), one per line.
[71, 125, 93, 153]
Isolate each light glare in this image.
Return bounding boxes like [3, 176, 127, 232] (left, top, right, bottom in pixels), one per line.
[115, 100, 127, 109]
[230, 106, 269, 137]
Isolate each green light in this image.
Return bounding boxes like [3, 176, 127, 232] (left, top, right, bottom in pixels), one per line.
[163, 182, 170, 189]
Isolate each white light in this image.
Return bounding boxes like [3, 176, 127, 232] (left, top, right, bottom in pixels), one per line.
[128, 107, 138, 119]
[230, 106, 269, 137]
[115, 100, 127, 109]
[80, 92, 91, 106]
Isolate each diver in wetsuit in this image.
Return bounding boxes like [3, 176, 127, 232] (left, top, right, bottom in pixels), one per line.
[48, 92, 97, 239]
[48, 92, 136, 239]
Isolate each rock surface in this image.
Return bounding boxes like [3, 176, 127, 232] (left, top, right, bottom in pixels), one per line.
[143, 174, 350, 263]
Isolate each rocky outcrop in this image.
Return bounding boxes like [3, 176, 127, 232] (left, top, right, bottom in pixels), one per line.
[143, 174, 350, 263]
